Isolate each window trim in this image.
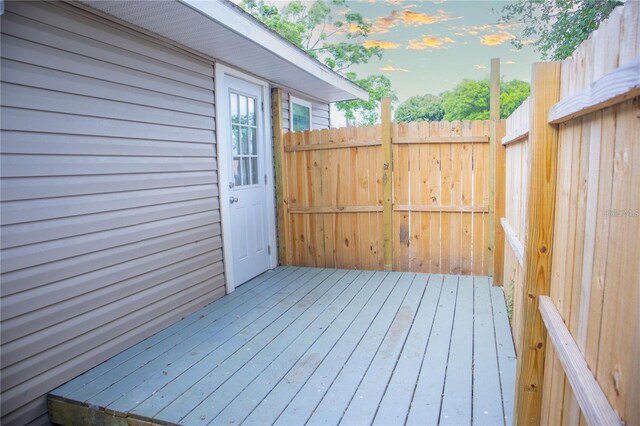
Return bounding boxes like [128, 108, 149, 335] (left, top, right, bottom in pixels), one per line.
[289, 95, 313, 131]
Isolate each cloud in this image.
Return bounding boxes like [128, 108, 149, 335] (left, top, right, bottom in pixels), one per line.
[474, 64, 487, 69]
[480, 31, 516, 46]
[398, 10, 457, 25]
[502, 60, 515, 65]
[363, 40, 401, 49]
[370, 16, 397, 34]
[367, 8, 459, 36]
[385, 0, 402, 4]
[407, 35, 455, 49]
[380, 66, 409, 72]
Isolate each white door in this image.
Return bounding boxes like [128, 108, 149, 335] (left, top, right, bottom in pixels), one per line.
[222, 76, 271, 286]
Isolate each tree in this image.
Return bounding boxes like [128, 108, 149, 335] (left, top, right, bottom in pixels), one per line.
[335, 73, 397, 125]
[442, 79, 491, 121]
[441, 78, 530, 121]
[500, 79, 530, 118]
[394, 94, 445, 123]
[498, 0, 622, 60]
[241, 0, 394, 123]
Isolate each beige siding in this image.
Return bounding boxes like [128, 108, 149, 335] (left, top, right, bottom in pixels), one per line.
[281, 90, 331, 131]
[0, 2, 225, 424]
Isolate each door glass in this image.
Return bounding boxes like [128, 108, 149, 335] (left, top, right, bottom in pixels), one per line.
[231, 92, 259, 186]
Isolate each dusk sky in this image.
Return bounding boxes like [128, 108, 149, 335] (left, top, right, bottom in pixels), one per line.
[333, 0, 542, 103]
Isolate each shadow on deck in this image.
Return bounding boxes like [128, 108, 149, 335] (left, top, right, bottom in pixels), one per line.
[48, 267, 516, 425]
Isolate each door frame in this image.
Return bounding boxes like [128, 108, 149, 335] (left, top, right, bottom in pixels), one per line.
[214, 63, 277, 293]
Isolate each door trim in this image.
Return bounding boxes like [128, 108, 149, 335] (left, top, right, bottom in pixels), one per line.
[214, 63, 277, 293]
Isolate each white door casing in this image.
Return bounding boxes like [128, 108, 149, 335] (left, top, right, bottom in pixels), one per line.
[215, 65, 277, 292]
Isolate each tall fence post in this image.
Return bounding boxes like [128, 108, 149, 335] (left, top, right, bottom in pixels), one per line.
[381, 97, 393, 271]
[490, 58, 506, 284]
[514, 61, 561, 425]
[488, 58, 499, 279]
[272, 87, 289, 265]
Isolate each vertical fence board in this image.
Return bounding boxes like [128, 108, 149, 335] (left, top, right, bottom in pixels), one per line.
[513, 61, 561, 426]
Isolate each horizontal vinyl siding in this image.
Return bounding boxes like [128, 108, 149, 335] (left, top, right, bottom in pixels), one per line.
[0, 2, 224, 424]
[281, 90, 331, 131]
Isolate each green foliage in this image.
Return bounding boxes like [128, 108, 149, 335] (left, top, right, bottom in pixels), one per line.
[498, 0, 622, 60]
[395, 79, 529, 123]
[442, 79, 491, 121]
[500, 79, 530, 118]
[394, 94, 445, 123]
[240, 0, 394, 124]
[240, 0, 383, 71]
[335, 73, 397, 125]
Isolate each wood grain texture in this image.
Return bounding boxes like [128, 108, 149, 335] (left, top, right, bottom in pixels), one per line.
[279, 118, 492, 274]
[382, 97, 393, 270]
[272, 88, 289, 264]
[548, 58, 640, 124]
[513, 61, 561, 426]
[501, 217, 524, 267]
[488, 58, 500, 278]
[539, 296, 622, 426]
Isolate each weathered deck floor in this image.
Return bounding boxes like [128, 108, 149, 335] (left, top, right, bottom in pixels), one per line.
[49, 267, 516, 426]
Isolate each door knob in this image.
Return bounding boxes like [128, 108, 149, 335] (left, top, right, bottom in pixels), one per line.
[230, 196, 238, 204]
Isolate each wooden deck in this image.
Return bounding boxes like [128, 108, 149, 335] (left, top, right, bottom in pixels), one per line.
[48, 267, 516, 426]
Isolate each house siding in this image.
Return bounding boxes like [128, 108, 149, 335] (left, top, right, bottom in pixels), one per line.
[0, 2, 224, 425]
[281, 90, 331, 131]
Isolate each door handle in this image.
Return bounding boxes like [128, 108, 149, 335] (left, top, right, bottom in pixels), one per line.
[229, 182, 235, 189]
[230, 196, 238, 204]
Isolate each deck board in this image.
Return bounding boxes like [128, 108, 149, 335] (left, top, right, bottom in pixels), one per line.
[405, 274, 458, 426]
[439, 275, 474, 426]
[472, 276, 506, 426]
[49, 267, 516, 426]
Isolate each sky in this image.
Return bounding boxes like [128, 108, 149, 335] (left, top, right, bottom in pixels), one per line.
[319, 0, 543, 125]
[334, 0, 542, 104]
[228, 0, 543, 125]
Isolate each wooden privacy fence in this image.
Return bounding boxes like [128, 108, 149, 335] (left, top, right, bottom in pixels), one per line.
[504, 3, 639, 425]
[275, 118, 504, 276]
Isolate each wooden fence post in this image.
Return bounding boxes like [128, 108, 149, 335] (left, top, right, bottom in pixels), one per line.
[488, 58, 499, 279]
[381, 96, 393, 271]
[272, 87, 289, 265]
[514, 61, 561, 425]
[491, 58, 506, 285]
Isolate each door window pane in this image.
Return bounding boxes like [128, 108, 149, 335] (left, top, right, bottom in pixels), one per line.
[233, 158, 241, 185]
[251, 157, 259, 184]
[240, 127, 249, 155]
[231, 94, 238, 123]
[249, 128, 257, 155]
[230, 92, 260, 187]
[232, 127, 240, 155]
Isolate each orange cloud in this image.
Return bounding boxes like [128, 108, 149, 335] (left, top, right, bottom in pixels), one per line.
[380, 66, 409, 72]
[363, 40, 401, 49]
[474, 64, 487, 69]
[400, 10, 441, 25]
[385, 0, 402, 4]
[370, 16, 397, 34]
[480, 31, 516, 46]
[502, 60, 515, 65]
[407, 35, 455, 49]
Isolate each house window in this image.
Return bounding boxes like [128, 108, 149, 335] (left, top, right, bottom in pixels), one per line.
[290, 96, 312, 132]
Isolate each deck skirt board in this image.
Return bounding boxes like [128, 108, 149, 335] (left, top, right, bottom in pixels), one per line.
[48, 267, 515, 426]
